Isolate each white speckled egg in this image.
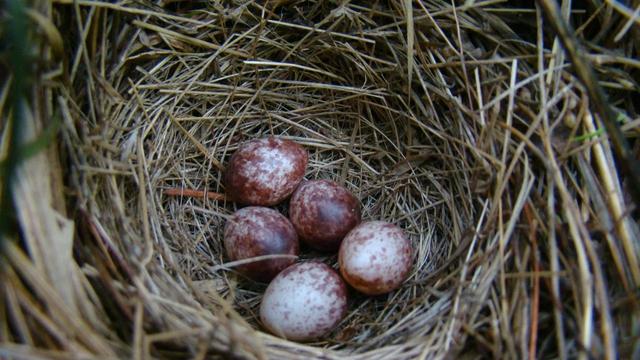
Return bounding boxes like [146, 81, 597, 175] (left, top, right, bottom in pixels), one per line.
[339, 221, 412, 295]
[224, 137, 307, 206]
[260, 261, 348, 341]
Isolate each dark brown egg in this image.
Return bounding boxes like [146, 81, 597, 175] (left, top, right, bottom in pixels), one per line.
[260, 261, 348, 341]
[224, 137, 307, 206]
[339, 221, 412, 295]
[289, 180, 361, 252]
[224, 207, 299, 282]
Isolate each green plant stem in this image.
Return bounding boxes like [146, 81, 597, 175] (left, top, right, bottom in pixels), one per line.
[0, 0, 30, 247]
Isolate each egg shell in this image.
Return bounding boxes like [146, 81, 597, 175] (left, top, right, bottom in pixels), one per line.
[289, 179, 361, 252]
[224, 137, 307, 206]
[224, 207, 299, 282]
[260, 261, 348, 341]
[339, 221, 412, 295]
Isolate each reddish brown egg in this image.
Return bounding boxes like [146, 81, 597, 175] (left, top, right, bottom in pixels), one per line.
[289, 180, 361, 252]
[260, 261, 348, 341]
[224, 137, 307, 206]
[224, 207, 299, 282]
[339, 221, 412, 295]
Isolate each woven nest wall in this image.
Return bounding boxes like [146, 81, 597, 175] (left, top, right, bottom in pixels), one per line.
[3, 1, 640, 359]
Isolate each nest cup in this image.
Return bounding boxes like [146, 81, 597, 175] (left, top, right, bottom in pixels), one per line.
[6, 1, 640, 359]
[85, 3, 476, 355]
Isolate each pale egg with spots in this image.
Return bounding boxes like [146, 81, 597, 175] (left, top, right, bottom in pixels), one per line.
[260, 261, 348, 341]
[339, 221, 412, 295]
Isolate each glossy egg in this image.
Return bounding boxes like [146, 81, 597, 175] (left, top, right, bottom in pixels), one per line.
[224, 207, 299, 282]
[289, 179, 361, 252]
[224, 137, 307, 206]
[260, 261, 348, 341]
[339, 221, 412, 295]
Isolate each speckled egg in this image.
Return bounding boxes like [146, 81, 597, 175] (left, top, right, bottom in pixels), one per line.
[289, 179, 361, 252]
[224, 207, 299, 282]
[224, 137, 308, 206]
[260, 261, 348, 341]
[339, 221, 412, 295]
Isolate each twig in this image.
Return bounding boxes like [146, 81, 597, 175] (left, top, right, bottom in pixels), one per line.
[208, 254, 299, 273]
[524, 203, 540, 360]
[164, 188, 227, 201]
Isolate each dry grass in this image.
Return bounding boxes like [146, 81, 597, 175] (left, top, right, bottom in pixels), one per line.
[1, 0, 639, 359]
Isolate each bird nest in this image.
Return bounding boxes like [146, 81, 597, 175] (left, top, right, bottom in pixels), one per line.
[3, 1, 639, 359]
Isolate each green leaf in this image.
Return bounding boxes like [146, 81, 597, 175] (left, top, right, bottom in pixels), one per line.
[0, 113, 61, 167]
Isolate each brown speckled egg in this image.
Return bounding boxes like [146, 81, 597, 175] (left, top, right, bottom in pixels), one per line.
[260, 261, 348, 341]
[339, 221, 412, 295]
[224, 137, 307, 206]
[224, 207, 299, 282]
[289, 180, 361, 252]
